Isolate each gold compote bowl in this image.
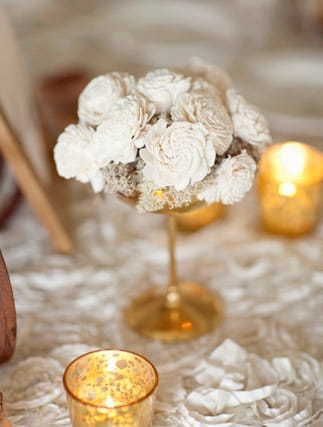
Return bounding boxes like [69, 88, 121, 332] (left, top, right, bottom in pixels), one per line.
[120, 194, 224, 342]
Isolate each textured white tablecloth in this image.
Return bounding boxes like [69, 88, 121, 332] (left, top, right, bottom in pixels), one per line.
[1, 1, 323, 425]
[1, 185, 323, 426]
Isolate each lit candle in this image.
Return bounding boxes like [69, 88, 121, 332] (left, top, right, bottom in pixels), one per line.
[63, 349, 158, 427]
[258, 142, 323, 236]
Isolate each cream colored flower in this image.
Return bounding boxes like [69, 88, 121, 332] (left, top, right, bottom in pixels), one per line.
[226, 88, 272, 147]
[140, 119, 215, 191]
[93, 94, 154, 165]
[134, 124, 153, 149]
[54, 124, 101, 184]
[198, 151, 256, 204]
[137, 68, 191, 113]
[171, 92, 233, 155]
[190, 77, 222, 100]
[205, 66, 232, 97]
[90, 171, 106, 193]
[186, 58, 232, 97]
[78, 72, 136, 126]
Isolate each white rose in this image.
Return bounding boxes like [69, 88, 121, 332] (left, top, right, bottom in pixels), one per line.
[140, 119, 215, 191]
[137, 68, 191, 113]
[253, 389, 312, 427]
[134, 124, 153, 149]
[90, 171, 106, 193]
[190, 77, 222, 100]
[93, 94, 154, 165]
[78, 72, 136, 126]
[198, 151, 256, 205]
[226, 88, 272, 147]
[171, 92, 233, 155]
[204, 66, 232, 97]
[54, 124, 102, 186]
[186, 58, 232, 97]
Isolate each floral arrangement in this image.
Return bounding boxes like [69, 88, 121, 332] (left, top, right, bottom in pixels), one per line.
[54, 60, 272, 212]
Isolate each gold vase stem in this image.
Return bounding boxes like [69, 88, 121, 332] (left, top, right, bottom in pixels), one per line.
[166, 215, 180, 308]
[123, 196, 224, 341]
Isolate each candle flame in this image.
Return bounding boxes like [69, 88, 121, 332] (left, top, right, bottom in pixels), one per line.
[106, 396, 115, 408]
[278, 143, 306, 179]
[278, 182, 297, 197]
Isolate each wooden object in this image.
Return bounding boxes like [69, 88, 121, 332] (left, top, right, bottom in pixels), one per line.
[0, 155, 21, 229]
[37, 68, 91, 143]
[0, 114, 74, 253]
[0, 393, 14, 426]
[0, 251, 16, 364]
[0, 7, 74, 253]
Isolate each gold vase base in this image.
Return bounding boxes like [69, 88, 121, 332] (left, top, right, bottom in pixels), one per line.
[124, 282, 224, 342]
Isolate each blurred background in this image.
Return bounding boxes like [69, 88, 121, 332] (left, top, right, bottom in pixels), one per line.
[1, 0, 323, 148]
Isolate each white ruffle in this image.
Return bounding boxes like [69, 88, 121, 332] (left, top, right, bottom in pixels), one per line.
[1, 193, 322, 427]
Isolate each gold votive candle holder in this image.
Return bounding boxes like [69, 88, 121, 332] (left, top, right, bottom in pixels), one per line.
[63, 349, 158, 427]
[258, 142, 323, 236]
[175, 202, 224, 232]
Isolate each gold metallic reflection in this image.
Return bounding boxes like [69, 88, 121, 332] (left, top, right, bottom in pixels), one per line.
[63, 349, 158, 427]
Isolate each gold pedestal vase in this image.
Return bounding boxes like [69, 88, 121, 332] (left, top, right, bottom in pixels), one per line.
[124, 212, 223, 342]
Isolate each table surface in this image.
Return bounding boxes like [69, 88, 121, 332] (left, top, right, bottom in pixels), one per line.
[1, 189, 323, 426]
[1, 1, 323, 425]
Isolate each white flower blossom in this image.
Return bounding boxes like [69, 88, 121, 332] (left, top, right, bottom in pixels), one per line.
[54, 124, 103, 186]
[140, 119, 215, 191]
[78, 72, 136, 126]
[198, 152, 256, 205]
[55, 65, 270, 202]
[134, 124, 153, 149]
[93, 94, 154, 165]
[137, 68, 191, 113]
[190, 77, 222, 100]
[186, 58, 232, 97]
[226, 88, 272, 147]
[90, 171, 106, 193]
[171, 92, 233, 155]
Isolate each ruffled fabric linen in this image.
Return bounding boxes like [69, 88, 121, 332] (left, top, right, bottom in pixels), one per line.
[0, 190, 323, 427]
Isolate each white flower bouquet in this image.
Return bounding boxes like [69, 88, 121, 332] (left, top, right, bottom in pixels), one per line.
[54, 60, 272, 212]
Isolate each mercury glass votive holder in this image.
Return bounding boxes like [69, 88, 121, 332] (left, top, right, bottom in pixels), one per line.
[63, 349, 159, 427]
[258, 142, 323, 236]
[175, 202, 224, 232]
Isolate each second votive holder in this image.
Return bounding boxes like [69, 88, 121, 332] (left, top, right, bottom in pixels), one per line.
[63, 349, 159, 427]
